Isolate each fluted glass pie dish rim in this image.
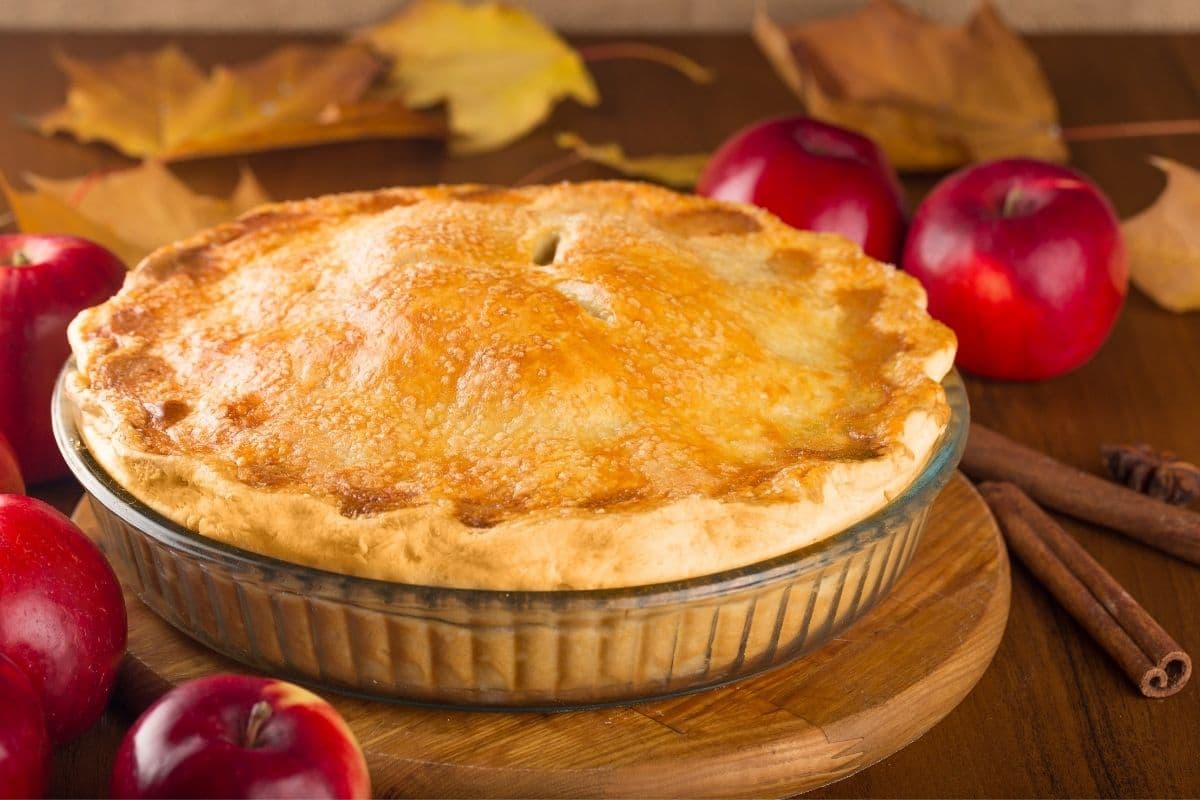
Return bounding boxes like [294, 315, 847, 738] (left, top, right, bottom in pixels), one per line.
[54, 359, 968, 706]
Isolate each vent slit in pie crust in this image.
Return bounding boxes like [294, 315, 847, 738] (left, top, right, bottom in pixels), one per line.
[68, 181, 955, 590]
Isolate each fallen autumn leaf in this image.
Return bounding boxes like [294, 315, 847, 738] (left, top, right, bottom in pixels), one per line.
[360, 0, 599, 154]
[1, 161, 270, 267]
[1123, 156, 1200, 313]
[753, 0, 1067, 171]
[553, 132, 709, 188]
[34, 43, 443, 160]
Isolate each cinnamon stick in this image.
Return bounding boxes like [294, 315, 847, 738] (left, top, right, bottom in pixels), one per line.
[963, 423, 1200, 565]
[979, 482, 1191, 698]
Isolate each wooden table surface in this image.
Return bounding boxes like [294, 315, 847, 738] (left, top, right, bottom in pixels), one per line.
[4, 28, 1199, 799]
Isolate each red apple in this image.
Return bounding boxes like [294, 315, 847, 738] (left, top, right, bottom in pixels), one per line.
[697, 115, 907, 262]
[903, 158, 1127, 380]
[0, 652, 49, 800]
[111, 675, 370, 799]
[0, 234, 126, 484]
[0, 495, 126, 744]
[0, 430, 21, 495]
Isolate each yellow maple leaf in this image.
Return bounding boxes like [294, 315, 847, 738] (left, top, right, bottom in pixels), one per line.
[1123, 156, 1200, 313]
[360, 0, 599, 154]
[35, 44, 443, 160]
[38, 45, 205, 158]
[753, 0, 1067, 171]
[1, 162, 269, 267]
[554, 133, 708, 189]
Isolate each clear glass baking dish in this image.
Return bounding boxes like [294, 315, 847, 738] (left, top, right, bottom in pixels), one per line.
[54, 362, 967, 708]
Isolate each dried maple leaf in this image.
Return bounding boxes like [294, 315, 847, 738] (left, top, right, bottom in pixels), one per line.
[554, 133, 708, 189]
[37, 45, 205, 158]
[1122, 156, 1200, 313]
[360, 0, 599, 154]
[35, 44, 443, 160]
[753, 0, 1067, 171]
[1, 162, 269, 267]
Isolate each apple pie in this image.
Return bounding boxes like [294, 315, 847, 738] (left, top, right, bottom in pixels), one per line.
[67, 181, 955, 590]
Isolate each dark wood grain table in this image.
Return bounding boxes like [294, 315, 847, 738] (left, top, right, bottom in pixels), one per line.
[4, 28, 1198, 799]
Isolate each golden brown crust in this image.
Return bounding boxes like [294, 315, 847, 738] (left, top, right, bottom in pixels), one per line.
[68, 181, 955, 589]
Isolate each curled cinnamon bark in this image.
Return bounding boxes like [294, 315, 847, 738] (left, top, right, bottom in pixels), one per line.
[979, 482, 1191, 698]
[963, 423, 1200, 565]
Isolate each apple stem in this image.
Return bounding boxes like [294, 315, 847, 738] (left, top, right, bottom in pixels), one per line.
[1001, 187, 1026, 219]
[7, 251, 30, 267]
[244, 701, 273, 748]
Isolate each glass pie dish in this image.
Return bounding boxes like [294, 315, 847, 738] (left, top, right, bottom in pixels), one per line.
[54, 362, 968, 708]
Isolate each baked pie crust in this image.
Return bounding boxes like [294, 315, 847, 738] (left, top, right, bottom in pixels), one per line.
[67, 181, 955, 590]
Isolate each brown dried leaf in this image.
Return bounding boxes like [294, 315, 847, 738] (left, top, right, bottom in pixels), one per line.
[1123, 156, 1200, 312]
[360, 0, 599, 154]
[35, 44, 443, 160]
[753, 0, 1067, 171]
[555, 133, 708, 189]
[1, 162, 269, 267]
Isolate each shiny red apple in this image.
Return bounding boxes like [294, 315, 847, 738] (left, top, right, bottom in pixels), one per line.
[0, 652, 49, 800]
[903, 158, 1127, 380]
[0, 234, 126, 484]
[0, 495, 126, 744]
[111, 674, 370, 799]
[697, 115, 907, 262]
[0, 431, 21, 495]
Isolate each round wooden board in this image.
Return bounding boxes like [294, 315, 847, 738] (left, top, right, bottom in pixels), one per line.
[75, 472, 1008, 799]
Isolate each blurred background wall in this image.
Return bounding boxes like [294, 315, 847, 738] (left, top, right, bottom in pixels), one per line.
[0, 0, 1197, 31]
